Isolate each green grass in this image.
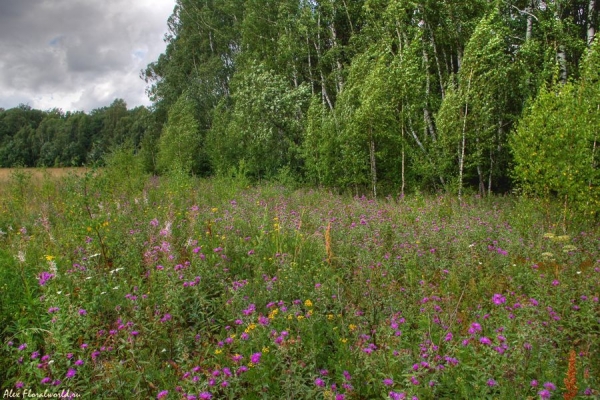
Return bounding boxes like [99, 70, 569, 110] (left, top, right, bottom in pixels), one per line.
[0, 169, 598, 399]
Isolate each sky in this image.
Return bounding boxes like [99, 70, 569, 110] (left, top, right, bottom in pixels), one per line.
[0, 0, 176, 112]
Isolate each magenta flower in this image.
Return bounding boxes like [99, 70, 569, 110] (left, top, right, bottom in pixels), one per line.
[250, 352, 261, 364]
[492, 294, 506, 305]
[74, 359, 84, 366]
[444, 332, 453, 342]
[38, 271, 55, 286]
[487, 379, 497, 387]
[538, 389, 551, 399]
[65, 368, 77, 379]
[78, 309, 87, 316]
[157, 390, 169, 399]
[315, 378, 325, 387]
[383, 378, 394, 386]
[15, 382, 24, 389]
[479, 337, 492, 345]
[199, 392, 212, 400]
[468, 322, 482, 335]
[543, 382, 556, 391]
[389, 392, 406, 400]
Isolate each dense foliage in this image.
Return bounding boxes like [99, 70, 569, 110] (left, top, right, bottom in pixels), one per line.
[1, 0, 598, 212]
[0, 169, 598, 398]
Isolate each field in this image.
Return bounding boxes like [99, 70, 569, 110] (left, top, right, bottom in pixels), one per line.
[0, 168, 598, 399]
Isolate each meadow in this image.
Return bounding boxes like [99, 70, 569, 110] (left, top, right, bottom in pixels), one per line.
[0, 167, 598, 399]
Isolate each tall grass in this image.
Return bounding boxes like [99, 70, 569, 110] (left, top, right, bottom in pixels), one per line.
[0, 167, 598, 399]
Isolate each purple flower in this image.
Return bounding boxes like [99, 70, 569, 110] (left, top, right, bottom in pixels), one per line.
[531, 380, 539, 387]
[389, 392, 406, 400]
[250, 352, 261, 364]
[41, 377, 52, 384]
[543, 382, 556, 391]
[15, 382, 24, 389]
[479, 337, 492, 345]
[38, 271, 55, 286]
[551, 280, 560, 286]
[65, 368, 77, 379]
[199, 392, 212, 400]
[492, 294, 506, 305]
[335, 395, 346, 400]
[444, 332, 453, 342]
[487, 379, 497, 387]
[232, 354, 243, 363]
[157, 390, 169, 399]
[468, 322, 482, 335]
[31, 351, 40, 359]
[78, 309, 87, 316]
[383, 378, 394, 386]
[315, 378, 325, 387]
[538, 389, 551, 399]
[74, 359, 84, 366]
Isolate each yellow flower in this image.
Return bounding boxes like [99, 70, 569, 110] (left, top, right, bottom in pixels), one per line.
[297, 315, 305, 321]
[287, 315, 293, 320]
[304, 299, 313, 307]
[44, 255, 55, 261]
[349, 324, 357, 331]
[307, 309, 313, 316]
[327, 314, 334, 320]
[262, 346, 270, 353]
[86, 227, 92, 232]
[211, 207, 218, 213]
[214, 349, 222, 355]
[340, 338, 348, 343]
[268, 309, 279, 319]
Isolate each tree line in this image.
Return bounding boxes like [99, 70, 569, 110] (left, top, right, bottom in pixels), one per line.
[0, 99, 157, 168]
[1, 0, 598, 213]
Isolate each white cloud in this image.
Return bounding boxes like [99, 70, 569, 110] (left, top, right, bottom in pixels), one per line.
[0, 0, 175, 112]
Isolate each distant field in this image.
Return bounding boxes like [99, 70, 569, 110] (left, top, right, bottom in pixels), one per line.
[0, 167, 90, 182]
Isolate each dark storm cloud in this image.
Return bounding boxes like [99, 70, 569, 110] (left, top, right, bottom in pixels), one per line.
[0, 0, 174, 111]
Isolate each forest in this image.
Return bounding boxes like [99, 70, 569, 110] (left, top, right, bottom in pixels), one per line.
[1, 0, 598, 212]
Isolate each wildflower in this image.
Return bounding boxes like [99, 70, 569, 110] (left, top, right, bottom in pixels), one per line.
[389, 391, 406, 399]
[304, 299, 313, 307]
[41, 377, 52, 384]
[157, 390, 169, 399]
[479, 337, 492, 346]
[78, 309, 87, 316]
[15, 382, 24, 389]
[410, 376, 419, 385]
[31, 351, 39, 359]
[65, 368, 77, 379]
[383, 378, 394, 386]
[335, 395, 345, 400]
[551, 280, 560, 286]
[538, 389, 551, 399]
[250, 353, 261, 364]
[38, 271, 54, 286]
[444, 332, 453, 342]
[487, 379, 497, 387]
[315, 378, 325, 387]
[543, 382, 556, 391]
[74, 359, 84, 366]
[199, 392, 212, 400]
[18, 343, 27, 351]
[468, 322, 482, 335]
[232, 354, 243, 363]
[492, 294, 506, 305]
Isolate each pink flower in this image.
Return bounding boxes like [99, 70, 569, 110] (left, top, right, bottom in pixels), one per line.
[157, 390, 169, 399]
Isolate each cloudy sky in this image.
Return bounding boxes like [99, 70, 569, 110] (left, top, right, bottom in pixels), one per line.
[0, 0, 175, 112]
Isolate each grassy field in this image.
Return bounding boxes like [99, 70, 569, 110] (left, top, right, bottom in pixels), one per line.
[0, 169, 598, 399]
[0, 167, 90, 182]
